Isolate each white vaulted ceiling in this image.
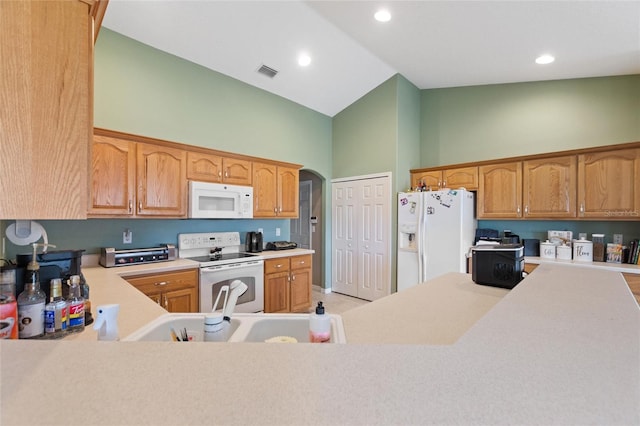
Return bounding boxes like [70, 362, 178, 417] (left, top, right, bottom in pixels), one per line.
[102, 1, 640, 117]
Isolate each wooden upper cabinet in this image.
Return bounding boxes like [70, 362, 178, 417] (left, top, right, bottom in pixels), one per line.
[136, 143, 187, 216]
[186, 152, 223, 183]
[89, 135, 136, 215]
[411, 167, 478, 190]
[277, 166, 300, 218]
[523, 156, 577, 218]
[186, 152, 251, 185]
[411, 171, 442, 190]
[444, 166, 478, 190]
[578, 148, 640, 219]
[253, 162, 299, 218]
[478, 162, 523, 218]
[0, 0, 91, 219]
[253, 162, 278, 217]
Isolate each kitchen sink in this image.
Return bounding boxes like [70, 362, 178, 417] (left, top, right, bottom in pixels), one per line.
[122, 314, 241, 342]
[122, 313, 346, 343]
[233, 314, 345, 343]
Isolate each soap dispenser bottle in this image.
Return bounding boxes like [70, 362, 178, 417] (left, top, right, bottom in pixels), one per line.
[309, 301, 330, 343]
[93, 304, 120, 341]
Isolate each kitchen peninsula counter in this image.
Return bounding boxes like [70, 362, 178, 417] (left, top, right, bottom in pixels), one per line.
[2, 264, 638, 425]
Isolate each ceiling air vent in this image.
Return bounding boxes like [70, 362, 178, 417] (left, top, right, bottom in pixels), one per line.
[257, 64, 278, 78]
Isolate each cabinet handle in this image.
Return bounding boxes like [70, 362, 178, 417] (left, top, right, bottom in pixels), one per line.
[218, 171, 222, 178]
[442, 180, 446, 188]
[138, 201, 142, 213]
[163, 295, 168, 309]
[128, 200, 133, 214]
[225, 169, 229, 178]
[580, 203, 585, 214]
[155, 281, 169, 286]
[299, 261, 305, 264]
[275, 264, 282, 268]
[291, 274, 295, 281]
[516, 206, 521, 216]
[524, 205, 529, 215]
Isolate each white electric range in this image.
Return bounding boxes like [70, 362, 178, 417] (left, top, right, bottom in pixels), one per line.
[178, 232, 264, 313]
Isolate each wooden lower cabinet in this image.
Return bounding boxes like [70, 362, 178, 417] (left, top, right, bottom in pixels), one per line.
[524, 263, 538, 274]
[622, 273, 640, 306]
[264, 255, 312, 313]
[125, 269, 199, 313]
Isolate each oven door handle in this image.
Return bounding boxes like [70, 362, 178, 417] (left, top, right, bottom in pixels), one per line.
[201, 261, 262, 272]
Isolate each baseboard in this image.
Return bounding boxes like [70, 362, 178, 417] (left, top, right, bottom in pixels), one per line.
[312, 284, 331, 294]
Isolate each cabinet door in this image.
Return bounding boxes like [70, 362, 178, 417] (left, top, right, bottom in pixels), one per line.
[253, 162, 278, 217]
[264, 272, 290, 313]
[578, 149, 640, 219]
[478, 162, 523, 218]
[411, 171, 442, 190]
[186, 151, 223, 183]
[89, 135, 136, 216]
[0, 0, 91, 219]
[136, 143, 187, 216]
[277, 166, 299, 218]
[222, 158, 252, 185]
[163, 287, 198, 313]
[443, 166, 478, 190]
[290, 267, 311, 313]
[523, 156, 576, 218]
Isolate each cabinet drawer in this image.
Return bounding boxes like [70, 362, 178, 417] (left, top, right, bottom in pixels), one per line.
[290, 255, 312, 270]
[265, 258, 290, 274]
[125, 269, 198, 294]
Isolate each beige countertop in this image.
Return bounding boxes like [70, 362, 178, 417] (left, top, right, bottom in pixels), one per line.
[526, 255, 640, 274]
[2, 263, 638, 425]
[256, 248, 314, 259]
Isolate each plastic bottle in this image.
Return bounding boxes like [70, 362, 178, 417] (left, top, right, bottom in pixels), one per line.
[44, 278, 68, 338]
[0, 265, 18, 339]
[17, 246, 46, 339]
[309, 301, 331, 343]
[67, 275, 85, 333]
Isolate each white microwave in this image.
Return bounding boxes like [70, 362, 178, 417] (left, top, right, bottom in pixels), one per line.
[188, 181, 253, 219]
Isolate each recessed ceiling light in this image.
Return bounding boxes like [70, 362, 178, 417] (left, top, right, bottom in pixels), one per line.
[374, 9, 391, 22]
[298, 53, 311, 67]
[535, 54, 555, 65]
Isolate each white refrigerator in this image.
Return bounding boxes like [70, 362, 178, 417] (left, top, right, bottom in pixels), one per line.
[397, 189, 476, 292]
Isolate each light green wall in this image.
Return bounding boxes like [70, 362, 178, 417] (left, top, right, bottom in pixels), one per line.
[396, 75, 421, 192]
[421, 75, 640, 167]
[332, 76, 398, 178]
[95, 29, 332, 172]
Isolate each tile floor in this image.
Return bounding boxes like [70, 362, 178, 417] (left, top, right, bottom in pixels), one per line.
[311, 289, 369, 314]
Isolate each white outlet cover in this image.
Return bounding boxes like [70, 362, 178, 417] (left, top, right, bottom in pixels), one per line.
[123, 230, 132, 244]
[276, 228, 281, 236]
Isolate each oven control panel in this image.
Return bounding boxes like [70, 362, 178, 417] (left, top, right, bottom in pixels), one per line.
[179, 232, 240, 250]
